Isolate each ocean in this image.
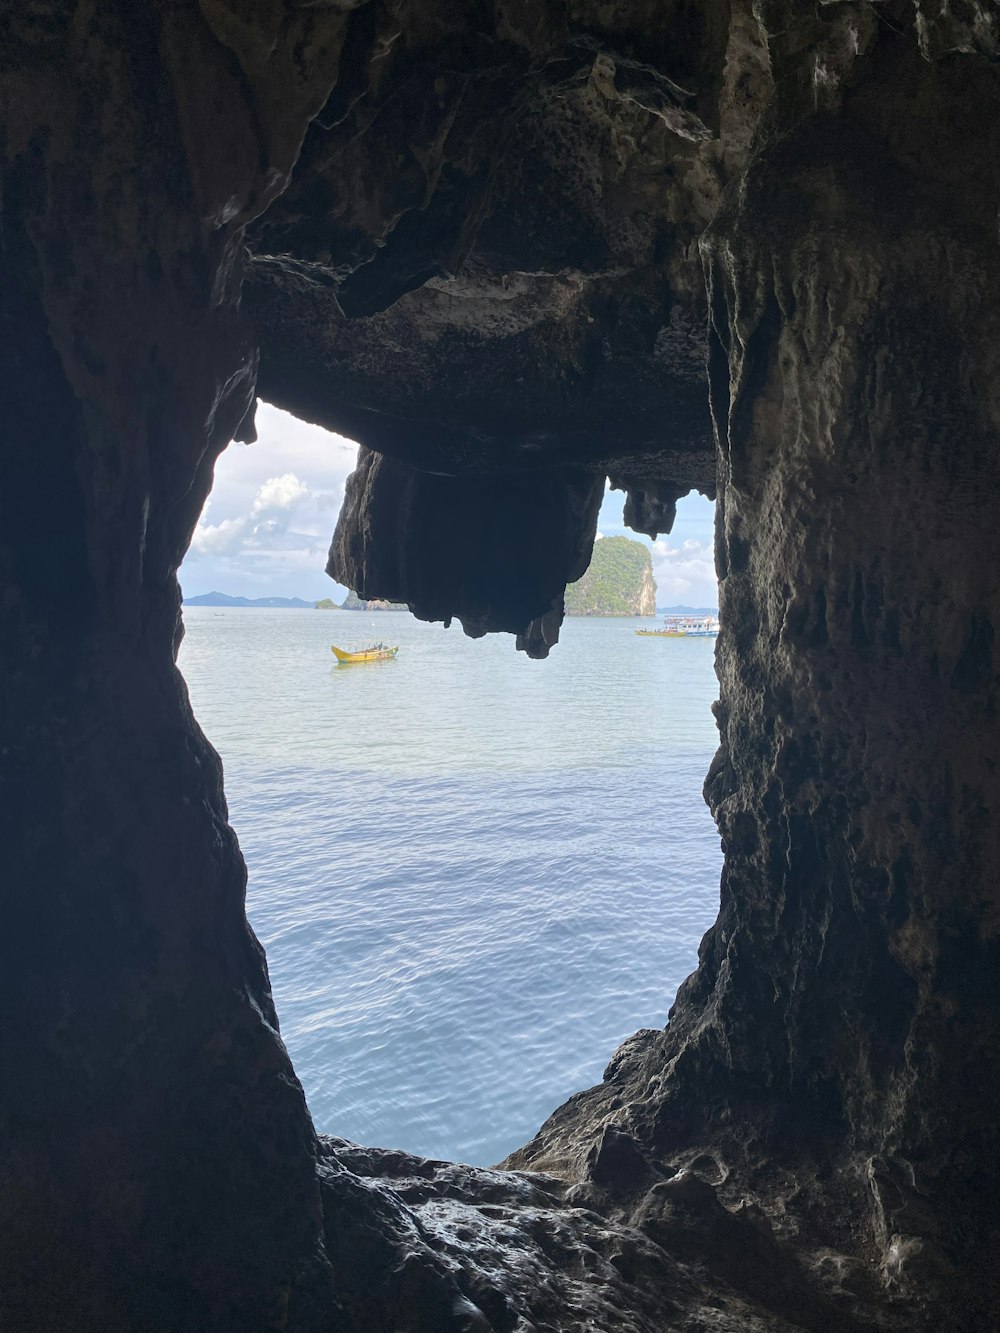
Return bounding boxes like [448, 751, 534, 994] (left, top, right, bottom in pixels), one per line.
[178, 608, 723, 1166]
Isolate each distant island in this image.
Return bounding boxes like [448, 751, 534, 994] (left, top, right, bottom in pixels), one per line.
[565, 536, 656, 616]
[339, 591, 407, 611]
[185, 590, 412, 611]
[182, 583, 710, 619]
[183, 591, 315, 609]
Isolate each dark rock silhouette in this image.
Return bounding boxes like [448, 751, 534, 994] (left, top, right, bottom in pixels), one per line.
[2, 3, 998, 1330]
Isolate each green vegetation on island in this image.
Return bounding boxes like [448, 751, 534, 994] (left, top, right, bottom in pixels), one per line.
[314, 598, 341, 610]
[565, 536, 657, 616]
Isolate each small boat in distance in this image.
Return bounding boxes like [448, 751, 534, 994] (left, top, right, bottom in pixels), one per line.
[636, 614, 720, 639]
[331, 643, 399, 664]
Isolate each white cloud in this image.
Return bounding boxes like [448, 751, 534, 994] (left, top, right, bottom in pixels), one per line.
[251, 473, 309, 513]
[191, 471, 315, 556]
[651, 536, 717, 607]
[191, 514, 252, 556]
[182, 404, 359, 599]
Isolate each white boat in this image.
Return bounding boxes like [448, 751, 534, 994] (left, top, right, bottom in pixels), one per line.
[635, 615, 719, 638]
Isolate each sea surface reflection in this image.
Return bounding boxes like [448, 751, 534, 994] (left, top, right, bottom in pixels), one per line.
[179, 609, 723, 1165]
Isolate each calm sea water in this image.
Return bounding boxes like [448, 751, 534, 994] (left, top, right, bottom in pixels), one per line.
[178, 609, 723, 1166]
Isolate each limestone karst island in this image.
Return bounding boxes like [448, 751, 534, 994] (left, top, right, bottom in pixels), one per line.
[5, 6, 1000, 1333]
[564, 536, 656, 616]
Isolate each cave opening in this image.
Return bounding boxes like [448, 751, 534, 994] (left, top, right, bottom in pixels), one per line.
[8, 5, 1000, 1328]
[178, 406, 723, 1165]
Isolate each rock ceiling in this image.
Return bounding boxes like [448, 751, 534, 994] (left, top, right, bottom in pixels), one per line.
[2, 3, 1000, 1330]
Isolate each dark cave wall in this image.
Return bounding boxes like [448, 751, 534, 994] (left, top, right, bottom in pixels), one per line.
[510, 24, 1000, 1323]
[0, 6, 346, 1328]
[704, 81, 1000, 1279]
[3, 3, 1000, 1332]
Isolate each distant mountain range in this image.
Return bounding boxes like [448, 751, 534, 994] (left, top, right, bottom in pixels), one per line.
[183, 592, 315, 609]
[184, 590, 720, 617]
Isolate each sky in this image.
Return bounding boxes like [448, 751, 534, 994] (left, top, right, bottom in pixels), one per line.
[181, 404, 719, 608]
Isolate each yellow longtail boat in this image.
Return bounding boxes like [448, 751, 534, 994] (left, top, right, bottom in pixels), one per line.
[331, 644, 399, 664]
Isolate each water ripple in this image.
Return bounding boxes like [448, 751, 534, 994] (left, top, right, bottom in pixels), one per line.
[180, 610, 723, 1164]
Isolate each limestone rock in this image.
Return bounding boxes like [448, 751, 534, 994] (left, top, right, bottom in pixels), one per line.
[564, 535, 657, 617]
[328, 446, 604, 655]
[3, 2, 1000, 1330]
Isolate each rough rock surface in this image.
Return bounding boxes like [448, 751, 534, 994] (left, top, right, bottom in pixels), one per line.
[2, 2, 1000, 1331]
[329, 445, 604, 652]
[509, 19, 1000, 1333]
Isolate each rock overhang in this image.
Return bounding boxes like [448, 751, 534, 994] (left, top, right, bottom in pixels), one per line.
[4, 2, 1000, 1329]
[237, 3, 755, 650]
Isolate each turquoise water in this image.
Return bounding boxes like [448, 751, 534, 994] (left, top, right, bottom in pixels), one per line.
[178, 609, 723, 1165]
